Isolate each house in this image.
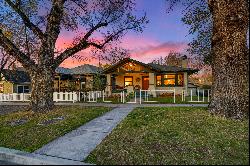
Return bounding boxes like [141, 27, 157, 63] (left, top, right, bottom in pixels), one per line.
[0, 64, 103, 94]
[103, 57, 198, 97]
[54, 64, 104, 92]
[0, 69, 31, 94]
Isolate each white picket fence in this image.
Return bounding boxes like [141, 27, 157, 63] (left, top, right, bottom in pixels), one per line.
[0, 89, 211, 103]
[0, 90, 112, 103]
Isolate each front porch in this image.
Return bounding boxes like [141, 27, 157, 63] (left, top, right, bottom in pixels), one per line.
[105, 72, 158, 96]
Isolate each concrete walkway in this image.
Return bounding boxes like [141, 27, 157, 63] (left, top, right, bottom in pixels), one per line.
[34, 105, 135, 161]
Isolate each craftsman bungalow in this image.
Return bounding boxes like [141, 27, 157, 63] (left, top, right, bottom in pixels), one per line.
[103, 57, 198, 97]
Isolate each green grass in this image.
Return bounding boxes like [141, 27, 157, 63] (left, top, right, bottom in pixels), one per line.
[85, 107, 249, 165]
[146, 96, 209, 104]
[0, 106, 110, 152]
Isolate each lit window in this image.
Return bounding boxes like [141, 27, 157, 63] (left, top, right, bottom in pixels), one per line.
[163, 74, 175, 86]
[164, 79, 175, 86]
[124, 76, 133, 86]
[156, 75, 161, 86]
[164, 74, 175, 79]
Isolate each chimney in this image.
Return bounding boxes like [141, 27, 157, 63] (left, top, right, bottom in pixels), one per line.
[181, 55, 187, 68]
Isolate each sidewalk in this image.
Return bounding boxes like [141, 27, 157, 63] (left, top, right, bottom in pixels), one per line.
[34, 105, 135, 161]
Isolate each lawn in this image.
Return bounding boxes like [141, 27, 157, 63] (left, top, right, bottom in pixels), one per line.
[0, 106, 110, 152]
[145, 96, 209, 104]
[85, 107, 249, 165]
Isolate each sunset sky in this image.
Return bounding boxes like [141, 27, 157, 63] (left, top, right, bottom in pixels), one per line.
[58, 0, 192, 68]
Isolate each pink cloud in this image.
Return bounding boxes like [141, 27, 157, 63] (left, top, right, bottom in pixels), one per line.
[131, 41, 188, 63]
[56, 32, 188, 68]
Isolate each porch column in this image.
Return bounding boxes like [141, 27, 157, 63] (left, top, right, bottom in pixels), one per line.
[148, 73, 156, 97]
[105, 74, 112, 96]
[184, 72, 188, 96]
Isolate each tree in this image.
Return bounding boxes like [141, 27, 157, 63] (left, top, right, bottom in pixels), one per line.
[150, 51, 185, 67]
[167, 0, 249, 119]
[0, 0, 148, 112]
[0, 48, 16, 79]
[207, 0, 249, 119]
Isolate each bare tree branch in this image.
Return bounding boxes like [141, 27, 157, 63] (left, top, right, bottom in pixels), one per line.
[0, 29, 37, 70]
[4, 0, 45, 40]
[53, 22, 108, 67]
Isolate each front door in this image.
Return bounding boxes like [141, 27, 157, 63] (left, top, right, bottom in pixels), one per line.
[142, 76, 149, 90]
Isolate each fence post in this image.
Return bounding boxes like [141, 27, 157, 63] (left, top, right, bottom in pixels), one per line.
[103, 90, 105, 102]
[208, 90, 210, 102]
[203, 89, 205, 102]
[197, 89, 200, 101]
[140, 89, 142, 104]
[173, 88, 176, 103]
[135, 92, 137, 103]
[190, 90, 193, 102]
[123, 91, 125, 103]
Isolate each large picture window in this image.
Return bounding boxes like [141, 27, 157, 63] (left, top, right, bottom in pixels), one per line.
[156, 73, 184, 87]
[124, 76, 133, 86]
[163, 74, 175, 86]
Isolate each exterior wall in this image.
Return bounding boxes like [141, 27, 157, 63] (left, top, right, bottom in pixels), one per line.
[115, 73, 148, 88]
[0, 81, 13, 94]
[148, 73, 156, 97]
[105, 74, 112, 96]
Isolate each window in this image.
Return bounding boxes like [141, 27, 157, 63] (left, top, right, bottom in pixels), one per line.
[156, 73, 185, 87]
[178, 74, 184, 86]
[156, 75, 162, 86]
[163, 74, 175, 86]
[17, 85, 30, 93]
[124, 76, 133, 86]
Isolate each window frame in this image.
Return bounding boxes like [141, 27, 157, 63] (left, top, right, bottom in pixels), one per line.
[156, 73, 185, 87]
[124, 76, 133, 87]
[17, 85, 30, 93]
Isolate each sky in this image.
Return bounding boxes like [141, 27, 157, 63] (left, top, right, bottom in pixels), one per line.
[58, 0, 192, 68]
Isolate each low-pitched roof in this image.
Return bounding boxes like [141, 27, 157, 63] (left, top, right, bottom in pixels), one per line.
[56, 64, 101, 75]
[147, 63, 198, 74]
[103, 58, 198, 74]
[1, 69, 30, 83]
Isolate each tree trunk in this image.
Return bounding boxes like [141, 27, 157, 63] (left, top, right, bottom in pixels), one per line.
[208, 0, 249, 119]
[29, 68, 55, 112]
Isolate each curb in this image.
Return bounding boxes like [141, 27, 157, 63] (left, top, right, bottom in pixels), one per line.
[0, 147, 90, 165]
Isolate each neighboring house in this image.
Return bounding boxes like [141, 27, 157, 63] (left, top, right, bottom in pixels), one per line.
[0, 64, 102, 94]
[55, 64, 103, 92]
[103, 58, 198, 97]
[0, 69, 31, 94]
